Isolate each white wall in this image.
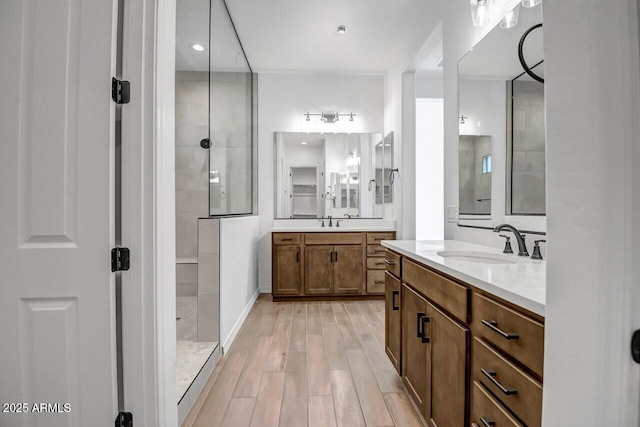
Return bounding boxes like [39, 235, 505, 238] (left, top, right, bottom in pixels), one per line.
[542, 0, 640, 424]
[415, 98, 444, 240]
[258, 73, 385, 291]
[219, 216, 260, 351]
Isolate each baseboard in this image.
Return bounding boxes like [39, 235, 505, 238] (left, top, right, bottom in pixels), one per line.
[221, 287, 260, 354]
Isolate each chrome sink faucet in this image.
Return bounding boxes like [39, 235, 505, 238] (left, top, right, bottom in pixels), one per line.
[493, 224, 529, 256]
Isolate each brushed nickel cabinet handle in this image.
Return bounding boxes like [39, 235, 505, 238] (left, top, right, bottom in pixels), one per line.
[481, 368, 518, 395]
[481, 320, 519, 340]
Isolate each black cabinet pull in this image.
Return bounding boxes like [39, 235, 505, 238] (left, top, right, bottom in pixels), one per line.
[481, 320, 519, 340]
[375, 262, 385, 266]
[281, 238, 293, 241]
[421, 316, 431, 343]
[481, 368, 518, 395]
[480, 417, 495, 427]
[384, 259, 396, 266]
[334, 251, 338, 262]
[330, 252, 333, 262]
[392, 290, 399, 310]
[296, 251, 300, 263]
[416, 312, 430, 343]
[375, 280, 385, 284]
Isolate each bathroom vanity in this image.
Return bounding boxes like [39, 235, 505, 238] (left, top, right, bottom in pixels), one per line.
[383, 240, 545, 427]
[271, 227, 396, 300]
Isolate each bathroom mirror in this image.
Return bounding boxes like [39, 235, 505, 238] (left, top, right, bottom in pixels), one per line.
[375, 132, 394, 205]
[459, 135, 492, 216]
[274, 132, 386, 219]
[458, 2, 545, 223]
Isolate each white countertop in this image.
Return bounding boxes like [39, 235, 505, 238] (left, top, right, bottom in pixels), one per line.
[381, 240, 546, 317]
[270, 226, 397, 232]
[271, 218, 396, 233]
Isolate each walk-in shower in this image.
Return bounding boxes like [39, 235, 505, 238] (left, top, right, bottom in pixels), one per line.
[174, 0, 256, 421]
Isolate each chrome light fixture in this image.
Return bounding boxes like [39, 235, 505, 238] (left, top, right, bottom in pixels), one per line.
[303, 112, 357, 123]
[521, 0, 542, 7]
[470, 0, 488, 27]
[500, 5, 520, 29]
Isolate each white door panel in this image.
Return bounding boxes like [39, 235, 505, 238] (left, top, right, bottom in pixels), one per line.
[0, 0, 118, 426]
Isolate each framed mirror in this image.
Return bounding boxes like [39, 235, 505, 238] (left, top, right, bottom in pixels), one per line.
[458, 2, 544, 225]
[274, 132, 387, 219]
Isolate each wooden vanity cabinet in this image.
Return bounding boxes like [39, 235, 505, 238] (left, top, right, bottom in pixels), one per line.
[305, 244, 364, 295]
[385, 271, 402, 374]
[272, 231, 395, 299]
[401, 283, 468, 427]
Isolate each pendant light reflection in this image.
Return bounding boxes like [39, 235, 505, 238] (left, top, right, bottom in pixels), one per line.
[470, 0, 488, 27]
[499, 5, 520, 29]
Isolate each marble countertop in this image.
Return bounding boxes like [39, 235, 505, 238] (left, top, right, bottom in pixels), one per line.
[381, 240, 546, 316]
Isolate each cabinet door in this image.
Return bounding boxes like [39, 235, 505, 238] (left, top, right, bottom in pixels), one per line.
[428, 301, 469, 427]
[401, 284, 431, 419]
[333, 245, 364, 294]
[305, 245, 334, 294]
[273, 245, 303, 295]
[385, 272, 401, 374]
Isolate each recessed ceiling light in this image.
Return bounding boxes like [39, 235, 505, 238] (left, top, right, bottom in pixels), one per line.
[301, 142, 307, 145]
[337, 25, 347, 34]
[190, 43, 205, 52]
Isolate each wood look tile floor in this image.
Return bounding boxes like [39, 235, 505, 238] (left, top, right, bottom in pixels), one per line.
[182, 295, 424, 427]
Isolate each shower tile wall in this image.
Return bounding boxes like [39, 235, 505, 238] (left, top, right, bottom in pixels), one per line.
[176, 71, 209, 295]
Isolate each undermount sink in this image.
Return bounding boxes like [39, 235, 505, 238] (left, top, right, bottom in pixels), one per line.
[436, 251, 519, 265]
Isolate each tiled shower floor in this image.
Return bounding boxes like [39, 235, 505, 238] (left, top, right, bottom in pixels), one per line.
[176, 296, 217, 402]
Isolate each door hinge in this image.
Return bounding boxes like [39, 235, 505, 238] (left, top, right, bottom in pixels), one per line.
[115, 411, 133, 427]
[111, 247, 130, 272]
[111, 77, 130, 104]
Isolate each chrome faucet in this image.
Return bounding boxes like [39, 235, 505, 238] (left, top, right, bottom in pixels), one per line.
[493, 224, 529, 256]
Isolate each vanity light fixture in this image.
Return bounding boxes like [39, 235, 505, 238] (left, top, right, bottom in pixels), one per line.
[521, 0, 542, 7]
[470, 0, 488, 27]
[303, 112, 357, 123]
[337, 25, 347, 34]
[500, 5, 520, 29]
[190, 43, 205, 52]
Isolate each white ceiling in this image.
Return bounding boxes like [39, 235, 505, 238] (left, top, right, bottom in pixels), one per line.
[224, 0, 442, 73]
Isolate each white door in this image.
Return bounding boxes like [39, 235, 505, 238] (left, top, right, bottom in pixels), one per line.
[0, 0, 119, 426]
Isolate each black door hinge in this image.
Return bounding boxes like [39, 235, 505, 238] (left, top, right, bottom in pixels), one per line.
[112, 77, 130, 104]
[111, 247, 130, 272]
[632, 330, 640, 363]
[115, 411, 133, 427]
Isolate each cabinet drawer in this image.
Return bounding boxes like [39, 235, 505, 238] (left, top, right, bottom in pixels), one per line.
[403, 259, 469, 324]
[473, 337, 542, 427]
[472, 293, 544, 378]
[366, 232, 395, 245]
[304, 232, 363, 245]
[273, 233, 301, 245]
[470, 381, 524, 427]
[367, 245, 387, 257]
[384, 250, 401, 278]
[366, 270, 386, 294]
[367, 258, 387, 270]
